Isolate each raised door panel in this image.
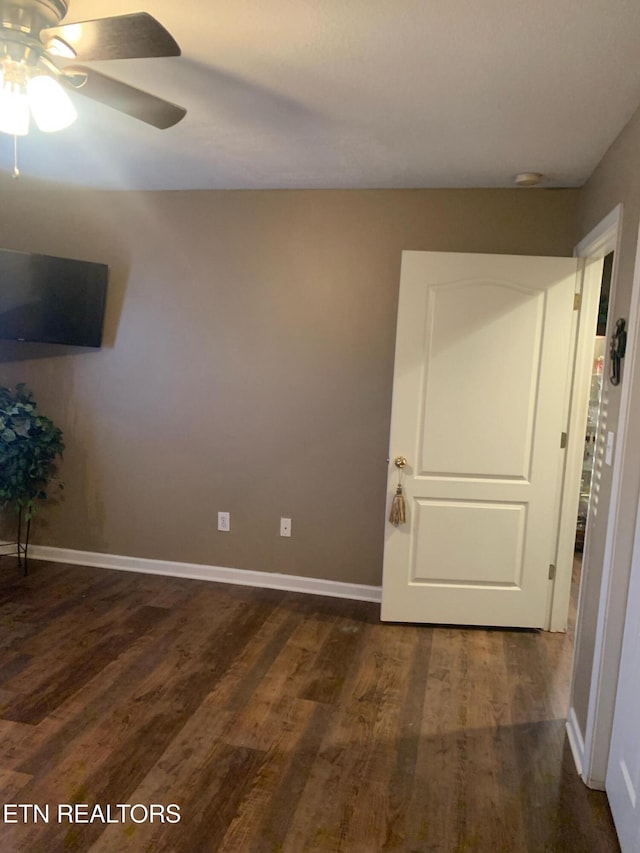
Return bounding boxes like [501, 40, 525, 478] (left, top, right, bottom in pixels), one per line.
[420, 280, 544, 481]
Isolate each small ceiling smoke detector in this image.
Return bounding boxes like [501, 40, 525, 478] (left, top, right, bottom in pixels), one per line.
[515, 172, 544, 187]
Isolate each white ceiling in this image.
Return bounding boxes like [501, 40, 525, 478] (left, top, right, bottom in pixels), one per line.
[3, 0, 640, 190]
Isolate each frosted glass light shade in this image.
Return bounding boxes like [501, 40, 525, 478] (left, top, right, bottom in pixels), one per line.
[0, 80, 30, 136]
[27, 75, 77, 132]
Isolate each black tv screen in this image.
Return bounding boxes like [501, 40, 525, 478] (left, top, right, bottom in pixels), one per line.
[0, 248, 108, 348]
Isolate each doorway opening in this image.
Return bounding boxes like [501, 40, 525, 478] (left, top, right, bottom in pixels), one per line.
[566, 253, 614, 758]
[575, 252, 613, 562]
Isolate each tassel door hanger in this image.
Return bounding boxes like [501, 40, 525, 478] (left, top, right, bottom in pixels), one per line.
[389, 455, 408, 526]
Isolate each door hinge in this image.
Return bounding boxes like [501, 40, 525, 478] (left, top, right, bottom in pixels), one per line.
[560, 432, 568, 449]
[549, 564, 556, 580]
[574, 293, 582, 311]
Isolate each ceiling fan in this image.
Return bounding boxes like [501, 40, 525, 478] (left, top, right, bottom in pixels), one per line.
[0, 0, 187, 137]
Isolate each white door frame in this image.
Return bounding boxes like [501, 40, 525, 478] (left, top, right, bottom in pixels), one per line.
[580, 208, 640, 789]
[564, 203, 640, 790]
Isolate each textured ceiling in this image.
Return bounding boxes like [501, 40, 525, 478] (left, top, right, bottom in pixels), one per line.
[2, 0, 640, 190]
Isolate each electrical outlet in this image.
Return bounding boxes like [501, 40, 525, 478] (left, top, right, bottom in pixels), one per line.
[280, 517, 292, 537]
[218, 511, 230, 532]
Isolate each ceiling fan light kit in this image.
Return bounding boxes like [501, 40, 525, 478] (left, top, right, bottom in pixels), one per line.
[0, 0, 186, 142]
[27, 71, 76, 131]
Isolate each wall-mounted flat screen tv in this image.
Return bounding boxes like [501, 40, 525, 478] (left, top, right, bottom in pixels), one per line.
[0, 248, 108, 348]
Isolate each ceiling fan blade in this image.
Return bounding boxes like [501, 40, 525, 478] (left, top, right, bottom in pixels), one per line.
[61, 66, 186, 129]
[42, 12, 181, 61]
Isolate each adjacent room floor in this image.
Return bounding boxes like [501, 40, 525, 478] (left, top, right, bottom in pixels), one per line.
[0, 557, 620, 852]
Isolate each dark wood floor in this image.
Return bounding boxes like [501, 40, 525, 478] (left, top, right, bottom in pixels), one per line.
[0, 556, 619, 852]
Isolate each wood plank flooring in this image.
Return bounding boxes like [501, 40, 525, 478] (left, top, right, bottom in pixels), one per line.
[0, 557, 620, 852]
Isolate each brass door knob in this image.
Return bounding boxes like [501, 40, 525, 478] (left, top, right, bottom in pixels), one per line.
[394, 456, 408, 469]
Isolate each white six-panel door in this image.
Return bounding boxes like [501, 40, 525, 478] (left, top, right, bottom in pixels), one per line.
[382, 251, 578, 627]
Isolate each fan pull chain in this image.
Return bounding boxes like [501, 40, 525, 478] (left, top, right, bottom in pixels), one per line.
[12, 135, 20, 180]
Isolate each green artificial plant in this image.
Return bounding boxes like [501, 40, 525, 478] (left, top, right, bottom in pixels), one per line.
[0, 383, 64, 520]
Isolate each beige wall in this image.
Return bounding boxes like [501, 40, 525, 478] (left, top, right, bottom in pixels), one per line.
[0, 188, 578, 586]
[570, 104, 640, 740]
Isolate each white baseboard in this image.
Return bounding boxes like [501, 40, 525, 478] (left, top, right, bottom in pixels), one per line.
[566, 706, 585, 776]
[24, 544, 383, 604]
